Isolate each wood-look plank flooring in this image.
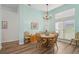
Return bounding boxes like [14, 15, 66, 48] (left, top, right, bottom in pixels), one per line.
[0, 41, 79, 54]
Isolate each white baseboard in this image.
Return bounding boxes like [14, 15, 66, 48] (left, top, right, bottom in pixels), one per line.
[2, 39, 19, 43]
[19, 41, 24, 45]
[58, 38, 71, 43]
[58, 38, 77, 45]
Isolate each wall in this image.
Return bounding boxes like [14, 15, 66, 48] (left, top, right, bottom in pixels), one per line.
[18, 4, 79, 44]
[75, 5, 79, 32]
[2, 7, 19, 43]
[49, 4, 79, 45]
[47, 15, 55, 32]
[49, 4, 79, 33]
[19, 5, 45, 44]
[20, 5, 45, 33]
[54, 8, 75, 40]
[0, 5, 2, 49]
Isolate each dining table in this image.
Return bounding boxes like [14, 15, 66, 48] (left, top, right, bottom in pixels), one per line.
[40, 34, 56, 47]
[40, 34, 55, 39]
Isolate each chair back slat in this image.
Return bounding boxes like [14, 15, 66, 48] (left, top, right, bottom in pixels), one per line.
[75, 32, 79, 39]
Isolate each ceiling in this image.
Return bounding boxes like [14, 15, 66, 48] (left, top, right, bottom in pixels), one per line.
[55, 8, 75, 20]
[1, 4, 64, 12]
[2, 4, 18, 9]
[26, 4, 64, 11]
[2, 4, 19, 12]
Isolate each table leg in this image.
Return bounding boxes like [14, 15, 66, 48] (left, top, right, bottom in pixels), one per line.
[76, 40, 78, 47]
[70, 39, 73, 45]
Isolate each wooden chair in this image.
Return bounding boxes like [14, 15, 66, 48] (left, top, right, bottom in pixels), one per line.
[24, 32, 31, 43]
[30, 34, 37, 43]
[29, 33, 44, 48]
[49, 33, 59, 53]
[49, 33, 58, 46]
[36, 33, 47, 48]
[70, 32, 79, 47]
[54, 33, 59, 50]
[35, 33, 42, 48]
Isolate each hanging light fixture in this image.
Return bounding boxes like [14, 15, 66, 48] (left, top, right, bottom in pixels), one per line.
[43, 4, 52, 20]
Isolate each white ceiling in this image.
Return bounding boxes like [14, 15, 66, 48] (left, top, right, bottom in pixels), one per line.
[26, 4, 64, 11]
[2, 4, 18, 12]
[55, 8, 75, 19]
[2, 4, 18, 9]
[1, 4, 64, 12]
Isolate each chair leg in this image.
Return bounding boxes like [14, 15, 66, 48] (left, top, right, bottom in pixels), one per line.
[36, 41, 38, 48]
[75, 40, 78, 47]
[36, 43, 41, 49]
[70, 39, 73, 45]
[56, 43, 58, 50]
[52, 46, 55, 54]
[36, 43, 40, 48]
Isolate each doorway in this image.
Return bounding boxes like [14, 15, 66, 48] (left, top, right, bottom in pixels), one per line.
[55, 21, 64, 40]
[55, 8, 75, 42]
[55, 19, 75, 41]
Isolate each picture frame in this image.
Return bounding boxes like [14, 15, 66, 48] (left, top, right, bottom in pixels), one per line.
[2, 21, 8, 29]
[31, 21, 38, 29]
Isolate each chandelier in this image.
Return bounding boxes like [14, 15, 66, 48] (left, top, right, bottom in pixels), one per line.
[43, 4, 52, 20]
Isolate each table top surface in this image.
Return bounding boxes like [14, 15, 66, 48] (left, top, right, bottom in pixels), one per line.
[40, 34, 55, 38]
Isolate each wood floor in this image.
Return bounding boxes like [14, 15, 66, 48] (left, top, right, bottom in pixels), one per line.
[0, 41, 79, 54]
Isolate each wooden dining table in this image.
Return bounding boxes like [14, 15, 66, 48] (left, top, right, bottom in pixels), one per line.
[40, 34, 56, 47]
[40, 34, 55, 39]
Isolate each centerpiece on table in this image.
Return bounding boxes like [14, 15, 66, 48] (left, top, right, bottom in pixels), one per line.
[45, 30, 49, 36]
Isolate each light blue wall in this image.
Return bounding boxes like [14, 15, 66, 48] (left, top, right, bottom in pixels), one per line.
[48, 14, 55, 32]
[49, 4, 79, 33]
[19, 4, 79, 44]
[18, 5, 45, 44]
[75, 5, 79, 32]
[20, 5, 45, 33]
